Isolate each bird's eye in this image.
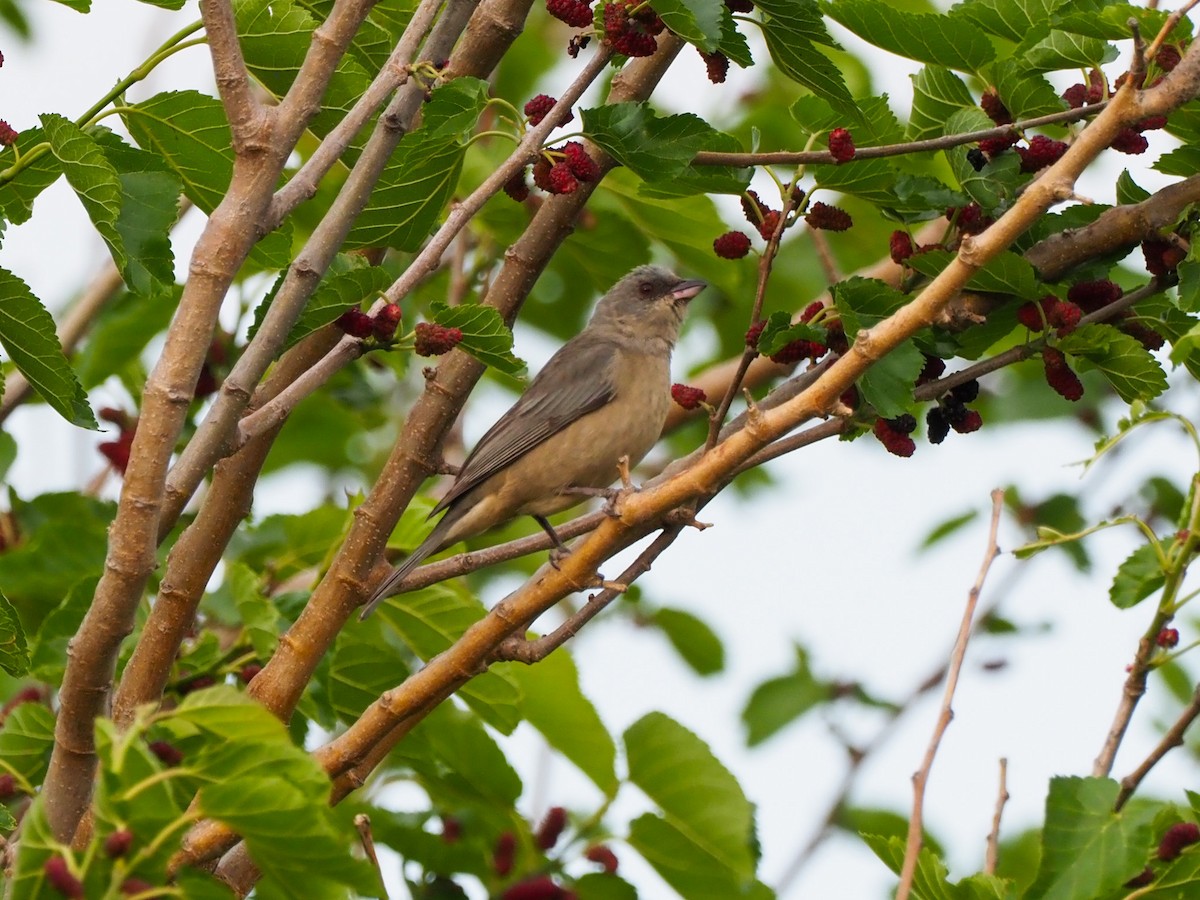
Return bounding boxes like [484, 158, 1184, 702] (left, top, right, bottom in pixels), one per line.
[639, 281, 653, 295]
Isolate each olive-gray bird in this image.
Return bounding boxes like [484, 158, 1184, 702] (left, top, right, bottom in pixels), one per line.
[360, 265, 706, 619]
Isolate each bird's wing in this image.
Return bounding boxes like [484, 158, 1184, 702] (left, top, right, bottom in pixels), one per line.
[432, 335, 619, 514]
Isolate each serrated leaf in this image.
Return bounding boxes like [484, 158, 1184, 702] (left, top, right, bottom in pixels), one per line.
[1115, 169, 1151, 205]
[1055, 4, 1190, 41]
[1154, 145, 1200, 178]
[908, 249, 1042, 300]
[430, 300, 524, 375]
[652, 0, 723, 51]
[1109, 542, 1164, 609]
[944, 107, 1020, 210]
[0, 701, 55, 782]
[234, 0, 374, 140]
[951, 0, 1055, 43]
[625, 712, 755, 877]
[1057, 323, 1168, 403]
[651, 607, 725, 676]
[75, 285, 180, 389]
[864, 833, 1006, 899]
[755, 311, 826, 358]
[0, 268, 96, 428]
[378, 583, 521, 733]
[988, 57, 1066, 120]
[0, 590, 28, 676]
[742, 646, 830, 746]
[825, 0, 995, 71]
[718, 6, 753, 67]
[402, 701, 523, 807]
[500, 649, 617, 794]
[0, 128, 63, 225]
[627, 813, 773, 900]
[329, 625, 412, 724]
[345, 77, 489, 250]
[1179, 259, 1200, 314]
[754, 0, 853, 112]
[1021, 30, 1117, 72]
[909, 66, 976, 141]
[41, 113, 128, 279]
[832, 276, 909, 338]
[1026, 776, 1155, 900]
[859, 339, 923, 418]
[122, 90, 291, 269]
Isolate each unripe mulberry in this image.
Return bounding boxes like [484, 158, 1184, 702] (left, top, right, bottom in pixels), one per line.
[1142, 238, 1186, 276]
[1062, 83, 1087, 108]
[561, 141, 600, 182]
[979, 89, 1012, 125]
[44, 857, 84, 899]
[1109, 128, 1149, 154]
[1156, 627, 1180, 648]
[547, 161, 579, 194]
[373, 303, 403, 341]
[504, 168, 531, 202]
[536, 806, 568, 849]
[740, 190, 768, 225]
[951, 408, 982, 433]
[756, 208, 782, 240]
[105, 829, 134, 858]
[873, 418, 916, 457]
[1156, 45, 1182, 72]
[744, 321, 766, 350]
[493, 831, 517, 875]
[713, 231, 752, 259]
[335, 308, 374, 338]
[1067, 279, 1122, 312]
[524, 94, 558, 126]
[978, 132, 1019, 156]
[0, 121, 17, 147]
[585, 844, 619, 872]
[501, 876, 570, 899]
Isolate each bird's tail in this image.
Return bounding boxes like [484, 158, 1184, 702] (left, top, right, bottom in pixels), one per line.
[358, 513, 458, 620]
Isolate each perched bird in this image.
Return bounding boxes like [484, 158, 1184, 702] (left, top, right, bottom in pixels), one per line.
[360, 264, 706, 619]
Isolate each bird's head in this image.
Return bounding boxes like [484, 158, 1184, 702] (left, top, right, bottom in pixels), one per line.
[591, 264, 706, 344]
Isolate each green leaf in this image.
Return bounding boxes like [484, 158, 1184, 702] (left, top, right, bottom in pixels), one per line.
[864, 833, 1006, 899]
[234, 0, 374, 140]
[41, 113, 128, 280]
[122, 90, 292, 269]
[832, 276, 910, 337]
[28, 577, 95, 685]
[329, 624, 412, 724]
[1056, 323, 1168, 403]
[755, 311, 826, 358]
[1115, 170, 1151, 205]
[228, 504, 352, 582]
[1108, 542, 1164, 609]
[859, 340, 924, 418]
[1055, 4, 1190, 41]
[575, 872, 640, 900]
[249, 253, 394, 351]
[650, 607, 725, 676]
[909, 66, 976, 141]
[74, 285, 181, 389]
[824, 0, 995, 71]
[988, 58, 1066, 120]
[226, 562, 284, 660]
[625, 712, 755, 877]
[345, 77, 489, 250]
[1026, 776, 1155, 900]
[652, 0, 723, 52]
[1179, 259, 1200, 315]
[403, 701, 523, 807]
[741, 646, 831, 746]
[500, 649, 618, 794]
[0, 701, 55, 783]
[0, 128, 63, 225]
[0, 268, 96, 428]
[753, 0, 853, 113]
[0, 590, 28, 677]
[1154, 145, 1200, 178]
[93, 131, 182, 294]
[1021, 30, 1117, 72]
[430, 300, 525, 376]
[951, 0, 1055, 43]
[379, 584, 521, 733]
[908, 249, 1042, 300]
[627, 813, 773, 900]
[919, 510, 980, 550]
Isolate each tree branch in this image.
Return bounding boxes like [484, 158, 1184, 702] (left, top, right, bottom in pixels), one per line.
[896, 489, 1003, 900]
[1114, 683, 1200, 811]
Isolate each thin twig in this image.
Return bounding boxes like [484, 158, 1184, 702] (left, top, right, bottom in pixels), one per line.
[354, 814, 390, 899]
[984, 758, 1009, 874]
[896, 489, 1003, 900]
[1115, 683, 1200, 810]
[691, 103, 1108, 168]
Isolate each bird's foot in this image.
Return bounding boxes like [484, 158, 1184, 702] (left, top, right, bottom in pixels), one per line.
[548, 545, 571, 570]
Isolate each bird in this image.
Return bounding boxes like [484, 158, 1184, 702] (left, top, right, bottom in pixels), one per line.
[360, 264, 706, 619]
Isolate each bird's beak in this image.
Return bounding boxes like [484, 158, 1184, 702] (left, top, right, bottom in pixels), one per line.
[669, 279, 707, 303]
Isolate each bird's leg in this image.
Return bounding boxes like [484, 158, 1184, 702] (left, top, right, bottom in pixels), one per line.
[533, 515, 572, 568]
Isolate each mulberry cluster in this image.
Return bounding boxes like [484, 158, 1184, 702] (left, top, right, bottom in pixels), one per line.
[873, 415, 917, 457]
[503, 168, 531, 201]
[926, 380, 982, 444]
[670, 383, 707, 410]
[1042, 348, 1084, 401]
[978, 131, 1019, 157]
[1156, 45, 1183, 73]
[744, 320, 766, 349]
[373, 303, 403, 341]
[1016, 135, 1068, 172]
[948, 202, 991, 236]
[1066, 279, 1122, 312]
[1016, 295, 1082, 336]
[524, 94, 572, 126]
[740, 189, 784, 240]
[336, 307, 374, 338]
[768, 302, 831, 364]
[547, 0, 594, 28]
[603, 1, 663, 57]
[1109, 128, 1149, 155]
[414, 322, 464, 356]
[535, 807, 568, 850]
[1158, 822, 1200, 861]
[586, 844, 620, 873]
[827, 127, 855, 162]
[804, 201, 852, 232]
[1142, 237, 1186, 276]
[889, 230, 914, 264]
